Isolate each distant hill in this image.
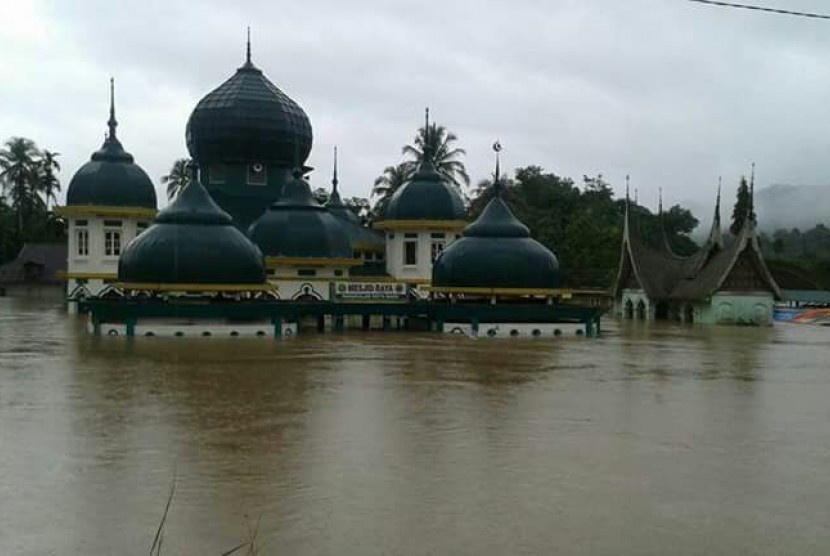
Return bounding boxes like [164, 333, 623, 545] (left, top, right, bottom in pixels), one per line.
[755, 184, 830, 232]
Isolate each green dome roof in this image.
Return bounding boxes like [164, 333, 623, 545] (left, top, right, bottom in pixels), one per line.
[248, 171, 352, 260]
[118, 169, 265, 284]
[380, 161, 466, 221]
[432, 195, 560, 289]
[185, 51, 312, 165]
[66, 85, 156, 209]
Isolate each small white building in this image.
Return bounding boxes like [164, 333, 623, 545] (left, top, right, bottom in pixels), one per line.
[375, 158, 467, 285]
[55, 80, 157, 309]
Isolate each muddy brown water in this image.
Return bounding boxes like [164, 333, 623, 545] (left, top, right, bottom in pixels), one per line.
[1, 297, 829, 555]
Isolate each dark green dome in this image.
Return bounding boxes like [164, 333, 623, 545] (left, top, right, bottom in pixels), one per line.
[248, 171, 352, 260]
[380, 161, 466, 221]
[66, 88, 156, 209]
[432, 195, 560, 289]
[185, 53, 312, 165]
[118, 170, 265, 284]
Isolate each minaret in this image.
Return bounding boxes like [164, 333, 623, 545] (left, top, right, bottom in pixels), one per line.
[709, 178, 724, 248]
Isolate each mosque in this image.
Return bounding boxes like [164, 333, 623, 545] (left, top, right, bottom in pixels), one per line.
[55, 41, 602, 338]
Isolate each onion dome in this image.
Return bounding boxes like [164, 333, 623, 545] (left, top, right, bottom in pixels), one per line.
[247, 169, 353, 261]
[185, 34, 312, 166]
[378, 111, 466, 223]
[118, 164, 266, 285]
[432, 150, 560, 289]
[66, 79, 157, 209]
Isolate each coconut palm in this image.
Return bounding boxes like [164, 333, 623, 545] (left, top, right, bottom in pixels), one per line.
[37, 150, 61, 211]
[0, 137, 40, 236]
[161, 158, 190, 200]
[371, 161, 415, 214]
[402, 121, 469, 190]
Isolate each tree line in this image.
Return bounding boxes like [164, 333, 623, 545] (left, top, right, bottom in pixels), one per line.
[0, 137, 65, 263]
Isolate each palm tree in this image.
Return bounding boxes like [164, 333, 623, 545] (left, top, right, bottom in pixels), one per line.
[37, 150, 61, 211]
[161, 158, 190, 200]
[371, 161, 415, 214]
[0, 137, 40, 237]
[402, 121, 469, 190]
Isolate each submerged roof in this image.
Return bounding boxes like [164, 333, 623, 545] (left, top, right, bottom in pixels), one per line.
[118, 165, 265, 285]
[247, 170, 353, 261]
[66, 79, 157, 209]
[432, 156, 560, 290]
[613, 184, 780, 301]
[185, 37, 312, 165]
[0, 243, 66, 285]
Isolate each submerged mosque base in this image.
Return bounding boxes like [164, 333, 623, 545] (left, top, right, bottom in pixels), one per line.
[81, 298, 604, 339]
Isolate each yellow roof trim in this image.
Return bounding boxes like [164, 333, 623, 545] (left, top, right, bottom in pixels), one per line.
[426, 286, 572, 296]
[373, 219, 467, 231]
[58, 271, 118, 280]
[266, 256, 362, 268]
[54, 205, 158, 219]
[116, 282, 276, 292]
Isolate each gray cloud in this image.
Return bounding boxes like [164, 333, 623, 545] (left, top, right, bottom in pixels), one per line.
[4, 0, 830, 228]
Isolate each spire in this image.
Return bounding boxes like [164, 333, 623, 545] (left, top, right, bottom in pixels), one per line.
[658, 187, 663, 216]
[749, 162, 756, 224]
[623, 175, 631, 240]
[658, 187, 676, 255]
[708, 177, 724, 248]
[331, 146, 339, 195]
[107, 77, 118, 140]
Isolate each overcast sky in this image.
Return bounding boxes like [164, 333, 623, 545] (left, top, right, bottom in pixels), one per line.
[3, 0, 830, 218]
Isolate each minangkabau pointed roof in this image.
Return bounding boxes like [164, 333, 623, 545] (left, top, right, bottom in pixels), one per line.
[613, 174, 780, 301]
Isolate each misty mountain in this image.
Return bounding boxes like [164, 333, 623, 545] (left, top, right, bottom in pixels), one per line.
[754, 185, 830, 232]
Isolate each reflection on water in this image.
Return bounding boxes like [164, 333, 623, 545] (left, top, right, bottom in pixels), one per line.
[1, 296, 830, 555]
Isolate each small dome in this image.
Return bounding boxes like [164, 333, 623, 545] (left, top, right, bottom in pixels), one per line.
[248, 171, 352, 260]
[66, 83, 156, 209]
[185, 54, 312, 166]
[432, 195, 560, 289]
[118, 170, 265, 285]
[380, 161, 466, 221]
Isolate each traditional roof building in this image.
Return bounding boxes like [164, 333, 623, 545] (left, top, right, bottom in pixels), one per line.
[55, 79, 157, 308]
[613, 178, 781, 325]
[375, 111, 467, 284]
[186, 32, 313, 231]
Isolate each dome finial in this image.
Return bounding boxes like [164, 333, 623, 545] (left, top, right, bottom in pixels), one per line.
[108, 77, 118, 140]
[246, 26, 252, 65]
[332, 146, 339, 194]
[658, 187, 663, 215]
[749, 161, 756, 223]
[422, 107, 434, 162]
[492, 140, 503, 196]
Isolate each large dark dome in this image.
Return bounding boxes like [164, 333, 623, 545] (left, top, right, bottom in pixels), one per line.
[118, 171, 265, 285]
[432, 195, 560, 289]
[186, 55, 312, 165]
[380, 161, 466, 222]
[66, 88, 157, 209]
[248, 171, 352, 260]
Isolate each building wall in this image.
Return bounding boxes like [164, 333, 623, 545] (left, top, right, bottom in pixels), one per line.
[617, 289, 652, 319]
[268, 265, 351, 300]
[66, 215, 150, 300]
[384, 228, 462, 282]
[699, 291, 775, 326]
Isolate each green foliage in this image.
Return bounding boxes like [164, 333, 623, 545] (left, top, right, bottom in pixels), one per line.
[371, 162, 415, 214]
[161, 158, 190, 200]
[731, 176, 751, 236]
[758, 225, 830, 288]
[469, 167, 699, 287]
[402, 120, 469, 190]
[0, 137, 66, 264]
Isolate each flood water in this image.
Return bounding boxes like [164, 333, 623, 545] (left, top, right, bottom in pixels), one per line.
[1, 296, 829, 555]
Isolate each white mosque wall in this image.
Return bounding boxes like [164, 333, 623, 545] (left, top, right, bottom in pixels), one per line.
[385, 228, 461, 283]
